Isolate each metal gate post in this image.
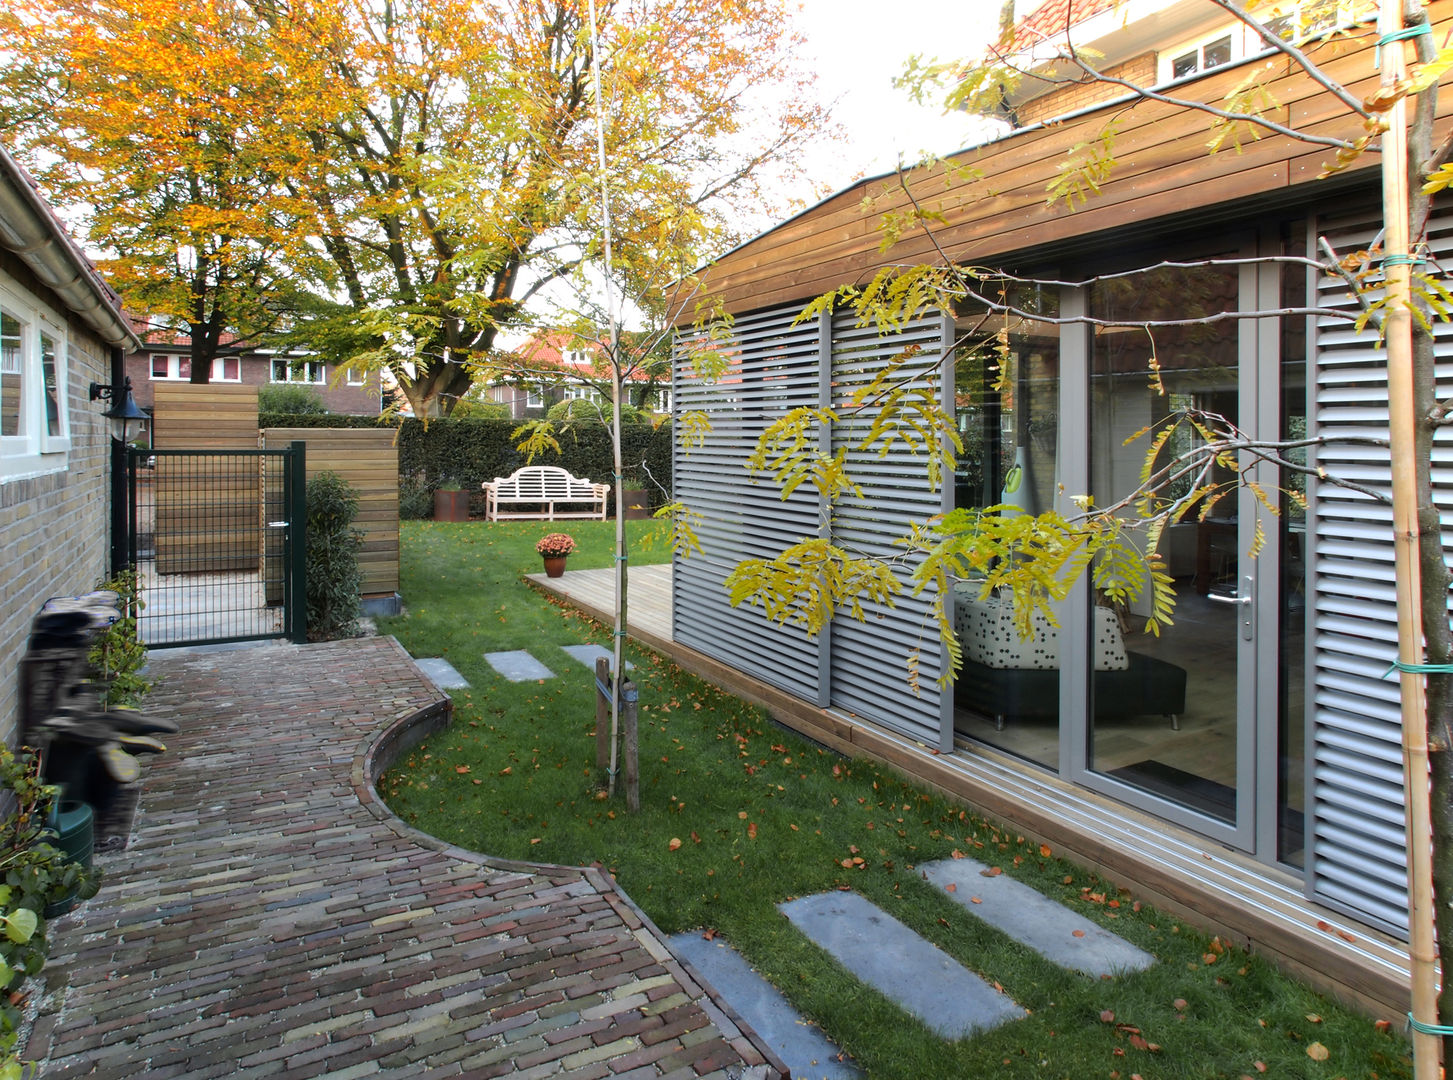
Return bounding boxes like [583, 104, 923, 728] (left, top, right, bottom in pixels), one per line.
[288, 440, 308, 644]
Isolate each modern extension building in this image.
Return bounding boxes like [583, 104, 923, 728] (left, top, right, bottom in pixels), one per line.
[669, 0, 1447, 1014]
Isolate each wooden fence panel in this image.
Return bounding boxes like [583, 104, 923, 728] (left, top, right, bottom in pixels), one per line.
[150, 384, 261, 574]
[264, 428, 400, 599]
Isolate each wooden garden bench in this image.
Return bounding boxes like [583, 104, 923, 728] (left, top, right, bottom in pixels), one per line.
[482, 465, 609, 521]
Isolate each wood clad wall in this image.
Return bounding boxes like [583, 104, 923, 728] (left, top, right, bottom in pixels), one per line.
[150, 383, 262, 574]
[264, 428, 400, 599]
[689, 7, 1453, 318]
[151, 383, 260, 450]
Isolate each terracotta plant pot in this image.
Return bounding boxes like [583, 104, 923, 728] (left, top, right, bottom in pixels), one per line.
[542, 555, 568, 578]
[434, 488, 471, 522]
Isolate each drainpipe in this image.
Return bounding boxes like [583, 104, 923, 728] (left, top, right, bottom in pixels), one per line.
[108, 346, 129, 576]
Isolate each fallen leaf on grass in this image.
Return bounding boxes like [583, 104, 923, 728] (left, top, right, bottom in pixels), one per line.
[499, 767, 512, 775]
[455, 765, 471, 774]
[1173, 998, 1188, 1010]
[668, 837, 682, 851]
[1100, 1010, 1116, 1023]
[747, 822, 758, 839]
[1306, 1042, 1329, 1061]
[1306, 1013, 1322, 1024]
[1039, 843, 1053, 857]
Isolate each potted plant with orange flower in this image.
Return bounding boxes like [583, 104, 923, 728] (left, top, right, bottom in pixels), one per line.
[535, 532, 576, 577]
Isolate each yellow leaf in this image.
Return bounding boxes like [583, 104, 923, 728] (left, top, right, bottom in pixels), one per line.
[1305, 1042, 1329, 1061]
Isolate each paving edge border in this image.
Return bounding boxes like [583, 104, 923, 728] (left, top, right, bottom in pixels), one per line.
[349, 643, 789, 1080]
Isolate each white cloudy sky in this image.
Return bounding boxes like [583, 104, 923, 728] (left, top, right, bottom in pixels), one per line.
[782, 0, 1005, 200]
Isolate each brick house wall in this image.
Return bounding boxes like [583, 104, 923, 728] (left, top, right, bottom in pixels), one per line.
[124, 345, 382, 426]
[0, 250, 114, 745]
[1017, 52, 1158, 126]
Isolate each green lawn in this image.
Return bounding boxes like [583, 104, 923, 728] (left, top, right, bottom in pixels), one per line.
[378, 520, 1409, 1080]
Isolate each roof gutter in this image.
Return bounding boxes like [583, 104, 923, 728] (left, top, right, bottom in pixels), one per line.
[0, 148, 140, 351]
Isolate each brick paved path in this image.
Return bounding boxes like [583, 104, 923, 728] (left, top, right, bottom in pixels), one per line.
[24, 637, 782, 1079]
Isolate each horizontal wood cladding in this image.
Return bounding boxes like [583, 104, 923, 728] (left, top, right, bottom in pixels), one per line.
[151, 383, 260, 450]
[264, 428, 400, 598]
[689, 12, 1451, 319]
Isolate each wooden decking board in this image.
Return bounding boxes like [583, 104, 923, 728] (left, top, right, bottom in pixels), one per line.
[534, 563, 1415, 1018]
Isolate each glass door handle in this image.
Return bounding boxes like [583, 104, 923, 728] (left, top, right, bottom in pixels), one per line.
[1208, 576, 1255, 640]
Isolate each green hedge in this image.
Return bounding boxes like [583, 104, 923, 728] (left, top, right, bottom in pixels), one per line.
[260, 413, 673, 510]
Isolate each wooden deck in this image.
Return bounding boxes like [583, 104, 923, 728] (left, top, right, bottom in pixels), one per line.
[530, 564, 1414, 1021]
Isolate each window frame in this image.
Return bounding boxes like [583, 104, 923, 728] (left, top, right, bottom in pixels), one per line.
[149, 353, 240, 382]
[271, 358, 326, 385]
[0, 282, 72, 478]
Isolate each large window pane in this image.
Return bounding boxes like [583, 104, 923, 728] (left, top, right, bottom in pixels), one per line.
[952, 288, 1062, 769]
[40, 332, 61, 438]
[1, 310, 23, 438]
[1089, 263, 1240, 823]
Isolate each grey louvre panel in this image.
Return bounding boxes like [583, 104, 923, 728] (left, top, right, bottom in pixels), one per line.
[826, 311, 949, 744]
[1307, 202, 1453, 937]
[672, 304, 824, 701]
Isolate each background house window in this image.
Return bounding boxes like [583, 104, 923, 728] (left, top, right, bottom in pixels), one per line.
[1169, 32, 1233, 79]
[526, 384, 544, 408]
[272, 359, 325, 384]
[150, 354, 239, 381]
[346, 367, 365, 386]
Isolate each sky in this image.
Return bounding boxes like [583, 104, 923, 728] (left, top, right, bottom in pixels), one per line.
[782, 0, 1006, 202]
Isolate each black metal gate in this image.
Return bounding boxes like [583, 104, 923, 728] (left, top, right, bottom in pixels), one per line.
[121, 442, 307, 647]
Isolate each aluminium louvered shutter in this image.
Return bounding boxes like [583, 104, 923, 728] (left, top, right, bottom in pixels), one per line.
[1307, 202, 1453, 936]
[672, 304, 825, 702]
[827, 311, 952, 746]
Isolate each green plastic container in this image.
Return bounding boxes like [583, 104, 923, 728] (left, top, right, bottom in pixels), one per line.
[42, 800, 94, 918]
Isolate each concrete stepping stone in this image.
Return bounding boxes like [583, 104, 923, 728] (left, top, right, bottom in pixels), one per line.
[921, 857, 1155, 978]
[779, 892, 1025, 1040]
[484, 650, 555, 682]
[413, 657, 469, 689]
[561, 643, 635, 674]
[669, 932, 862, 1080]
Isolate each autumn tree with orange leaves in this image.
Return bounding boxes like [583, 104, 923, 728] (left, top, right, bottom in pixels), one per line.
[0, 0, 826, 414]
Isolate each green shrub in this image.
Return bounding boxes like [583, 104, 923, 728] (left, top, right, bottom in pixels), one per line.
[398, 476, 434, 520]
[258, 383, 328, 415]
[251, 413, 674, 510]
[0, 744, 100, 1075]
[545, 398, 649, 425]
[305, 471, 363, 641]
[88, 570, 149, 708]
[449, 398, 511, 419]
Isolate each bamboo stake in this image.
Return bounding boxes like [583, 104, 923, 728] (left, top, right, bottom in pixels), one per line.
[1378, 3, 1439, 1074]
[586, 0, 628, 799]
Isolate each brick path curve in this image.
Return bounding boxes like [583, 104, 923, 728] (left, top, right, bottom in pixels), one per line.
[24, 636, 781, 1079]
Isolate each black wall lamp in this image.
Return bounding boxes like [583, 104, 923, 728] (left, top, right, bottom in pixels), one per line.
[89, 375, 149, 441]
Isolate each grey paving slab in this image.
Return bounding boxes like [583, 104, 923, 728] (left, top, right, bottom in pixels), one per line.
[561, 643, 635, 673]
[921, 858, 1156, 977]
[779, 892, 1025, 1040]
[484, 649, 556, 681]
[670, 932, 862, 1080]
[413, 656, 469, 689]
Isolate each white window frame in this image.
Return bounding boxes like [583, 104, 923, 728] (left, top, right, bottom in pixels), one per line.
[0, 283, 71, 479]
[526, 383, 545, 408]
[1159, 27, 1242, 84]
[271, 358, 326, 385]
[149, 353, 240, 382]
[346, 366, 365, 386]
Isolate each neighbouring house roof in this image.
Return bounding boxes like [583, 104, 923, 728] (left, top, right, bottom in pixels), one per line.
[1013, 0, 1126, 44]
[514, 330, 655, 382]
[0, 145, 139, 350]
